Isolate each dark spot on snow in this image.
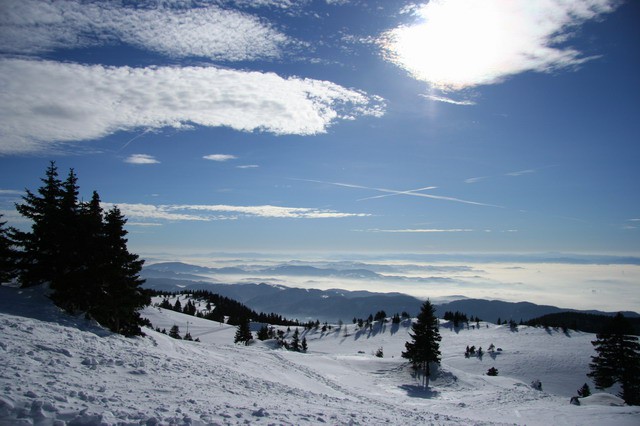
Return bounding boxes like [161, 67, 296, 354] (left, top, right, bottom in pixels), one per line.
[252, 408, 269, 417]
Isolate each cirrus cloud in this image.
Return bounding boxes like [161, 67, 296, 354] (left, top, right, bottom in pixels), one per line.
[0, 59, 384, 154]
[203, 154, 238, 162]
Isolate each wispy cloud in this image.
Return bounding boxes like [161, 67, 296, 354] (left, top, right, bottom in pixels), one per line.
[0, 189, 24, 196]
[421, 94, 476, 106]
[464, 176, 488, 184]
[382, 0, 619, 91]
[237, 165, 260, 169]
[125, 154, 160, 165]
[204, 154, 238, 162]
[363, 228, 473, 233]
[506, 168, 536, 177]
[297, 179, 500, 207]
[0, 59, 384, 154]
[103, 203, 370, 222]
[0, 0, 294, 62]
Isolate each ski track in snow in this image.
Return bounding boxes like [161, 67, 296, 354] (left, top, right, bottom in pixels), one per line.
[1, 287, 639, 425]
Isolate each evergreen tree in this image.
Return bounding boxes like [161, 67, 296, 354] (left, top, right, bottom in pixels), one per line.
[301, 337, 308, 352]
[169, 325, 182, 339]
[402, 300, 442, 384]
[588, 313, 640, 405]
[291, 328, 301, 351]
[234, 318, 253, 345]
[91, 206, 149, 336]
[577, 383, 591, 398]
[0, 214, 17, 284]
[257, 325, 270, 341]
[13, 161, 65, 288]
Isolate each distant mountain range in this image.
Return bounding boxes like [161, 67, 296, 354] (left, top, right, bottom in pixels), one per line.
[141, 262, 638, 323]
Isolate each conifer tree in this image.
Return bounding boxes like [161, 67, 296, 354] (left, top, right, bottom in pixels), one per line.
[234, 318, 253, 345]
[14, 161, 65, 288]
[169, 325, 182, 339]
[402, 300, 441, 385]
[301, 337, 308, 352]
[291, 328, 300, 351]
[92, 206, 149, 336]
[0, 214, 17, 284]
[588, 313, 640, 405]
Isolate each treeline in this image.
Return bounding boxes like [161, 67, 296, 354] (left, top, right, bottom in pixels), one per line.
[442, 310, 482, 327]
[0, 162, 149, 336]
[526, 312, 640, 335]
[151, 289, 300, 326]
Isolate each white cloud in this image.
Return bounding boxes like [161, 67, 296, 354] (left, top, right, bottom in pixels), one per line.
[382, 0, 619, 91]
[203, 154, 238, 162]
[104, 203, 370, 221]
[0, 59, 384, 154]
[364, 228, 473, 233]
[237, 165, 260, 169]
[506, 169, 535, 177]
[464, 177, 487, 184]
[0, 189, 24, 196]
[0, 0, 293, 62]
[421, 94, 476, 106]
[124, 154, 160, 165]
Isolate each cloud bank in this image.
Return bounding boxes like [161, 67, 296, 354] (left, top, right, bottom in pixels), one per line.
[382, 0, 619, 91]
[0, 0, 293, 61]
[105, 203, 370, 222]
[0, 59, 384, 154]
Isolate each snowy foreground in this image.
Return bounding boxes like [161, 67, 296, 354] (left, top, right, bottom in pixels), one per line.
[1, 287, 639, 425]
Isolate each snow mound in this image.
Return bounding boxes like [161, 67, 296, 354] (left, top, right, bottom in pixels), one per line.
[579, 393, 626, 406]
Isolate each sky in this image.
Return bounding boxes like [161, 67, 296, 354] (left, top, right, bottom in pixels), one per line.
[1, 0, 639, 259]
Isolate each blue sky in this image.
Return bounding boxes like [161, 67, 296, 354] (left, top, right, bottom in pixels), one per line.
[1, 0, 639, 257]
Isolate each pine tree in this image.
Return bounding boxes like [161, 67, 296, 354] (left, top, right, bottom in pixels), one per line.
[14, 161, 65, 288]
[169, 325, 182, 339]
[257, 325, 270, 341]
[291, 328, 301, 351]
[577, 383, 591, 398]
[301, 337, 308, 352]
[93, 206, 149, 336]
[588, 313, 640, 405]
[0, 214, 17, 284]
[234, 318, 253, 345]
[402, 300, 442, 385]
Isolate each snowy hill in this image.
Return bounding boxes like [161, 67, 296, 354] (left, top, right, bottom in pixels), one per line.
[1, 285, 639, 425]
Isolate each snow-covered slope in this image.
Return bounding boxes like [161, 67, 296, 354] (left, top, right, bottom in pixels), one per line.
[1, 286, 638, 425]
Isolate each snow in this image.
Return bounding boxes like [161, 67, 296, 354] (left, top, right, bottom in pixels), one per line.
[1, 285, 639, 425]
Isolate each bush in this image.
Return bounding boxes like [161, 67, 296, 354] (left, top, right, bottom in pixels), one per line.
[487, 367, 498, 376]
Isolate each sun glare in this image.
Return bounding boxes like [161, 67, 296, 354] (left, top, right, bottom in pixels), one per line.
[382, 0, 605, 91]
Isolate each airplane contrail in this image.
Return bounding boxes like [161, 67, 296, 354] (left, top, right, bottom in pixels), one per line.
[293, 178, 502, 208]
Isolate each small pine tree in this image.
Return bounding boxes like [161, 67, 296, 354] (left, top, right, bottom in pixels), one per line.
[169, 325, 182, 339]
[577, 383, 591, 398]
[487, 367, 498, 376]
[301, 337, 308, 352]
[375, 347, 384, 358]
[291, 328, 301, 351]
[257, 325, 270, 341]
[402, 300, 441, 385]
[234, 318, 253, 346]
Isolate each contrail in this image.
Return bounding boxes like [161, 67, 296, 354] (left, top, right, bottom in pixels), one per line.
[118, 128, 151, 152]
[292, 178, 501, 208]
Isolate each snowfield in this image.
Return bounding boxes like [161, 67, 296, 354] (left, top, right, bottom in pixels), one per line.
[1, 287, 638, 425]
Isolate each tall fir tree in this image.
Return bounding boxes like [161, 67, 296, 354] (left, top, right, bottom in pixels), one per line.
[92, 206, 149, 336]
[588, 313, 640, 405]
[402, 300, 442, 385]
[14, 161, 65, 288]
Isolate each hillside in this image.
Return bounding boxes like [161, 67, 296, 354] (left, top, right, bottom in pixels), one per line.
[2, 285, 639, 425]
